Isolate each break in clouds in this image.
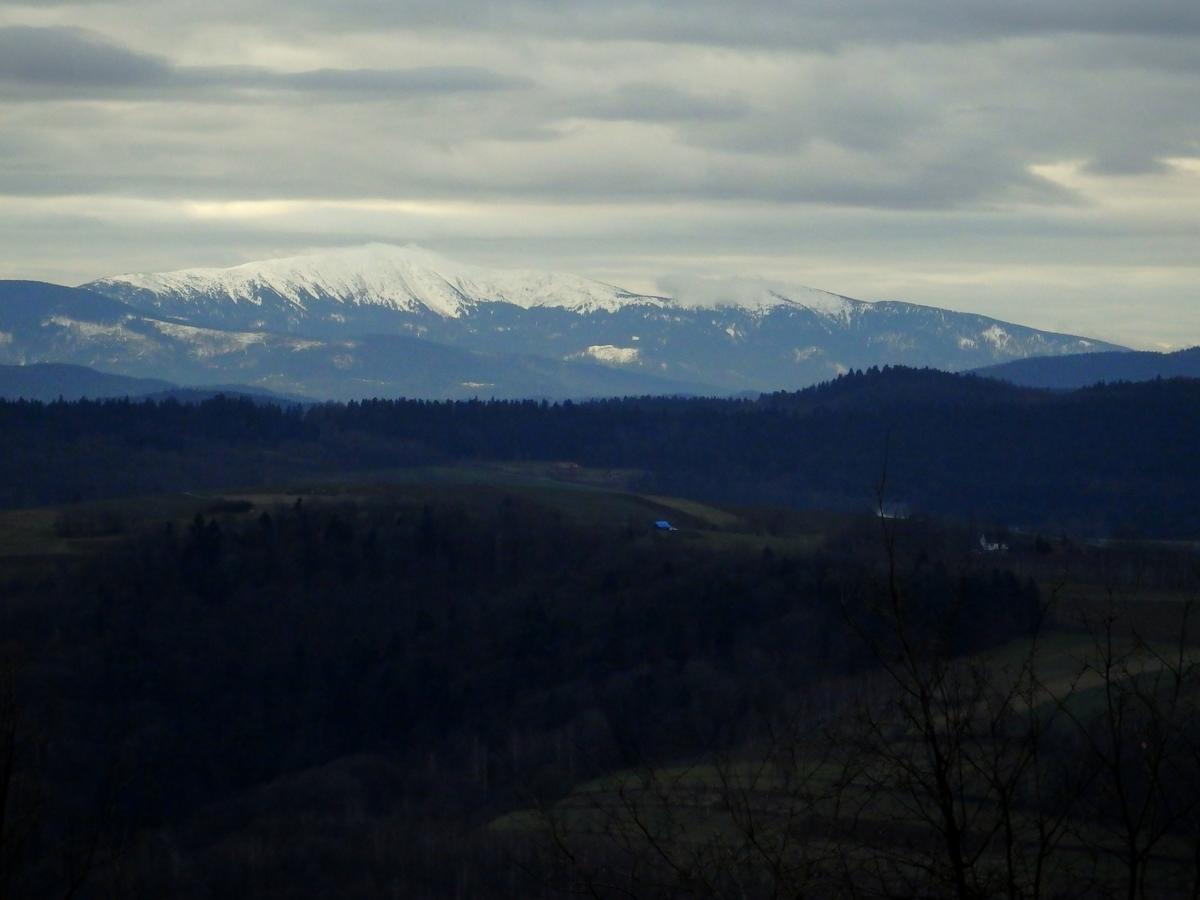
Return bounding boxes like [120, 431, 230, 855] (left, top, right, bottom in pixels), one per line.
[0, 0, 1197, 347]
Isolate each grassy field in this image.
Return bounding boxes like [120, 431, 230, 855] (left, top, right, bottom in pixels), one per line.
[0, 494, 212, 559]
[6, 460, 1193, 602]
[0, 461, 820, 572]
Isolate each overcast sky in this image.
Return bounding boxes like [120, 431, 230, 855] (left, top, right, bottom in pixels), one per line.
[1, 1, 1197, 348]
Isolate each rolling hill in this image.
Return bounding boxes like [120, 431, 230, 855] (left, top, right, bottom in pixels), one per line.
[976, 345, 1200, 388]
[0, 362, 174, 401]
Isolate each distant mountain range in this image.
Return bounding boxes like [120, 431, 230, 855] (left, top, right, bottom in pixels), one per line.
[0, 245, 1134, 399]
[0, 281, 712, 400]
[976, 346, 1200, 388]
[0, 362, 173, 402]
[0, 362, 308, 404]
[81, 244, 1123, 394]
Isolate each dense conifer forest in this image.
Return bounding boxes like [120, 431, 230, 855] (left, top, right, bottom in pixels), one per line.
[2, 367, 1199, 536]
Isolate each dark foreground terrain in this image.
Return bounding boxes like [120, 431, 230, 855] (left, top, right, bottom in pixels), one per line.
[1, 367, 1199, 898]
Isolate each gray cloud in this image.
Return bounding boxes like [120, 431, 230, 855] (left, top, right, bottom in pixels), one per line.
[0, 21, 1193, 208]
[29, 0, 1193, 47]
[568, 84, 748, 123]
[0, 25, 171, 86]
[0, 26, 527, 100]
[264, 66, 528, 93]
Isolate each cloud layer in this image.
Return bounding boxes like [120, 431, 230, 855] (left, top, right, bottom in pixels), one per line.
[0, 2, 1196, 347]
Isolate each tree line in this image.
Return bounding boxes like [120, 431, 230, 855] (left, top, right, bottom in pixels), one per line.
[2, 367, 1200, 535]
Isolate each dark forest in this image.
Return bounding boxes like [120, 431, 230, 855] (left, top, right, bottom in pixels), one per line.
[2, 367, 1199, 898]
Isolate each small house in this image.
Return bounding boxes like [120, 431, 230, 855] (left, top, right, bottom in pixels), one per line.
[877, 501, 911, 520]
[979, 535, 1009, 553]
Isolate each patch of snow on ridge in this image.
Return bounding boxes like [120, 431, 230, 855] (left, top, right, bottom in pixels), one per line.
[578, 345, 641, 365]
[656, 274, 857, 317]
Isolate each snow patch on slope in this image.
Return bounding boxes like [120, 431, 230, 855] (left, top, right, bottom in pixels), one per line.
[575, 345, 641, 365]
[147, 320, 271, 357]
[981, 325, 1012, 351]
[43, 315, 151, 348]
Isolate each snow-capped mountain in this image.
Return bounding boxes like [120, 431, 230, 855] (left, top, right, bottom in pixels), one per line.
[0, 281, 714, 400]
[83, 245, 1125, 392]
[87, 244, 669, 323]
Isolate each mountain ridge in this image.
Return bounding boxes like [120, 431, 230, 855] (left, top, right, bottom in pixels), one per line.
[81, 245, 1126, 392]
[0, 362, 174, 402]
[85, 244, 673, 319]
[0, 280, 716, 400]
[85, 243, 861, 318]
[976, 346, 1200, 388]
[0, 362, 309, 404]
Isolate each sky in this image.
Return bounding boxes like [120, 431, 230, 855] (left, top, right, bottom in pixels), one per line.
[0, 1, 1197, 349]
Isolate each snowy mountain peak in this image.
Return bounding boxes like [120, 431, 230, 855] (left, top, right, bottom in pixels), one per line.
[88, 243, 671, 318]
[87, 244, 872, 321]
[69, 246, 1130, 396]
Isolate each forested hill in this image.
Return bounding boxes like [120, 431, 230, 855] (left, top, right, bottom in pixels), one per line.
[977, 345, 1200, 388]
[3, 366, 1199, 536]
[758, 365, 1043, 413]
[0, 362, 173, 401]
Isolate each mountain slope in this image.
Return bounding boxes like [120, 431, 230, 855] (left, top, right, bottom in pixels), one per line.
[0, 281, 714, 400]
[976, 346, 1200, 388]
[83, 245, 1125, 392]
